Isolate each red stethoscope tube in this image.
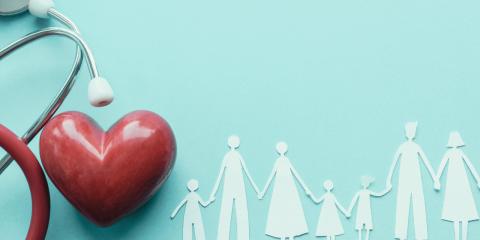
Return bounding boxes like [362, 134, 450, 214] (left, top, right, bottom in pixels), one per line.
[0, 125, 50, 239]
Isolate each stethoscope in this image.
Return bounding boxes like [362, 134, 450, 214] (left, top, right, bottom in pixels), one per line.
[1, 0, 111, 238]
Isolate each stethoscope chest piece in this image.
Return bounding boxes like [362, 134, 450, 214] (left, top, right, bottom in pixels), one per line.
[0, 0, 28, 16]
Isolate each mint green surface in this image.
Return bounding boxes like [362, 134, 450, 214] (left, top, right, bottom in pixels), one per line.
[1, 0, 480, 239]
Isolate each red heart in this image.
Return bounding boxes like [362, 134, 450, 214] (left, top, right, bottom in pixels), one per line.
[39, 110, 176, 226]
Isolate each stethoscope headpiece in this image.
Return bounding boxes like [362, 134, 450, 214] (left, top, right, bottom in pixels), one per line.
[28, 0, 54, 18]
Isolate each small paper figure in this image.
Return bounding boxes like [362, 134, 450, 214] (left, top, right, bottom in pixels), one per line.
[348, 176, 388, 240]
[436, 132, 480, 240]
[312, 180, 350, 240]
[258, 142, 311, 240]
[209, 135, 260, 240]
[171, 179, 212, 240]
[385, 122, 437, 240]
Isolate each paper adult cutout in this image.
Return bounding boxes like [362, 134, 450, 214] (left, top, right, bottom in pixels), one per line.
[258, 142, 311, 240]
[385, 122, 438, 240]
[171, 179, 212, 240]
[312, 180, 350, 240]
[209, 135, 259, 240]
[435, 132, 480, 240]
[348, 176, 388, 240]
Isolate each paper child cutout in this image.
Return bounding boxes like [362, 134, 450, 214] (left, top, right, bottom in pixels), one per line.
[312, 180, 350, 240]
[436, 132, 480, 240]
[171, 179, 213, 240]
[258, 142, 311, 240]
[348, 176, 388, 240]
[385, 122, 437, 240]
[210, 135, 260, 240]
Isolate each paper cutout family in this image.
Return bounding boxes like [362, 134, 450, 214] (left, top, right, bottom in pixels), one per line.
[171, 123, 480, 240]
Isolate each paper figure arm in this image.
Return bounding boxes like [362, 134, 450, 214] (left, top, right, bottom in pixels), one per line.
[210, 159, 227, 201]
[170, 198, 187, 219]
[386, 148, 402, 191]
[290, 164, 313, 197]
[239, 155, 260, 194]
[347, 192, 360, 213]
[311, 194, 325, 204]
[335, 197, 350, 218]
[462, 153, 480, 188]
[370, 189, 389, 197]
[418, 148, 437, 183]
[435, 153, 450, 190]
[259, 164, 277, 199]
[199, 196, 213, 207]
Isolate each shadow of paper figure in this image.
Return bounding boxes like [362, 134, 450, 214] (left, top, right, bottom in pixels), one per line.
[258, 142, 312, 240]
[209, 135, 259, 240]
[348, 176, 388, 240]
[385, 122, 437, 240]
[436, 132, 480, 240]
[312, 180, 350, 240]
[171, 179, 213, 240]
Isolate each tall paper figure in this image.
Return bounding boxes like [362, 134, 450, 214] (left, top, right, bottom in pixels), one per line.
[313, 180, 350, 240]
[386, 122, 438, 240]
[435, 132, 480, 240]
[171, 179, 212, 240]
[259, 142, 311, 240]
[348, 176, 388, 240]
[210, 135, 260, 240]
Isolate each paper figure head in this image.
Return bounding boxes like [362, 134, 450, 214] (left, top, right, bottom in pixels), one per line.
[405, 122, 418, 140]
[187, 179, 199, 192]
[323, 180, 334, 191]
[361, 175, 375, 188]
[447, 131, 465, 148]
[228, 135, 240, 149]
[276, 142, 288, 155]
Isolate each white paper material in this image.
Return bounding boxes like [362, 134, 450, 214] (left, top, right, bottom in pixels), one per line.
[385, 122, 437, 240]
[258, 142, 312, 239]
[171, 179, 212, 240]
[436, 132, 480, 240]
[209, 135, 259, 240]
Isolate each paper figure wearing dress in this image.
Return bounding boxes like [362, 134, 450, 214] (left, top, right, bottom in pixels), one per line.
[171, 180, 212, 240]
[313, 180, 350, 240]
[348, 176, 387, 240]
[210, 136, 259, 240]
[386, 122, 438, 240]
[436, 132, 480, 240]
[259, 142, 311, 240]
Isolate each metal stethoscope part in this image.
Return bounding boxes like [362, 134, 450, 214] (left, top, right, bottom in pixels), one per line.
[0, 1, 113, 174]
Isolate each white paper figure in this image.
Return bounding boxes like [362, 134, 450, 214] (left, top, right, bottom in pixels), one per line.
[385, 122, 437, 240]
[209, 135, 260, 240]
[313, 180, 350, 240]
[171, 179, 212, 240]
[435, 132, 480, 240]
[258, 142, 311, 240]
[348, 176, 388, 240]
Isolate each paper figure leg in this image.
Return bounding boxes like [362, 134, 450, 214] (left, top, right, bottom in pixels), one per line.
[217, 197, 233, 240]
[412, 190, 427, 239]
[234, 198, 249, 240]
[462, 221, 467, 240]
[366, 230, 370, 240]
[358, 230, 362, 240]
[184, 222, 193, 240]
[454, 222, 459, 240]
[194, 220, 206, 240]
[395, 192, 411, 239]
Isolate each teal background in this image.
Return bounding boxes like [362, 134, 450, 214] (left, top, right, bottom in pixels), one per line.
[2, 0, 480, 239]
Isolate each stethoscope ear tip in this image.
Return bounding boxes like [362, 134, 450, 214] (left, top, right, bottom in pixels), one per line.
[29, 0, 54, 18]
[88, 77, 114, 107]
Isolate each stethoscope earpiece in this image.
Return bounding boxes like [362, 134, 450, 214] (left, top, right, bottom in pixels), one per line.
[88, 77, 114, 107]
[28, 0, 54, 18]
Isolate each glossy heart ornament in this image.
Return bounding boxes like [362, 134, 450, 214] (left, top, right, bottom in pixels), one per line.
[39, 110, 176, 226]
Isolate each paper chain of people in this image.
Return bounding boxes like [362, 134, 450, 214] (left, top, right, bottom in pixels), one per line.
[170, 122, 480, 240]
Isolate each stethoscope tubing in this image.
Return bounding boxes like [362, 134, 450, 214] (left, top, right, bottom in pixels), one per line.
[0, 9, 83, 174]
[0, 125, 50, 239]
